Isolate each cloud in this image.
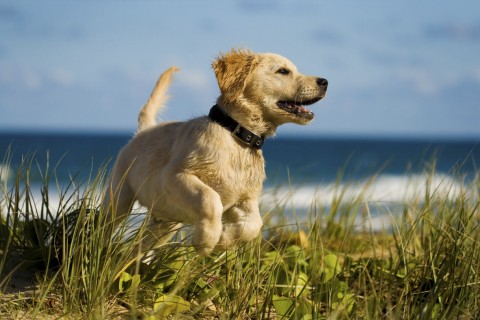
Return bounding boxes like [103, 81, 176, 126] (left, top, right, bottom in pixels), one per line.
[425, 22, 480, 42]
[50, 69, 75, 87]
[393, 67, 440, 95]
[303, 66, 480, 137]
[0, 64, 76, 90]
[0, 65, 40, 89]
[391, 67, 480, 107]
[176, 69, 211, 92]
[434, 74, 480, 106]
[0, 63, 218, 132]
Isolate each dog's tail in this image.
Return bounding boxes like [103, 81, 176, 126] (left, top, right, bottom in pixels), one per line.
[137, 66, 179, 133]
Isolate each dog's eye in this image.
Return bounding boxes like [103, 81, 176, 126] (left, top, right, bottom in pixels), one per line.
[276, 68, 290, 75]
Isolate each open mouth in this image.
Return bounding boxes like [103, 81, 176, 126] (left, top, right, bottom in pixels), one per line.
[276, 97, 322, 120]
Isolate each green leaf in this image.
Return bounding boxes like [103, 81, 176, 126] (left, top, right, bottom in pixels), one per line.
[264, 251, 280, 264]
[295, 272, 310, 297]
[272, 295, 294, 318]
[322, 254, 342, 282]
[194, 277, 220, 301]
[296, 298, 313, 318]
[119, 272, 140, 292]
[154, 282, 165, 293]
[332, 292, 355, 314]
[285, 245, 308, 268]
[324, 254, 340, 269]
[154, 294, 190, 316]
[272, 295, 313, 319]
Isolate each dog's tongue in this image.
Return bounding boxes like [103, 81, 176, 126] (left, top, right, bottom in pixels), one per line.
[294, 105, 313, 117]
[298, 106, 308, 113]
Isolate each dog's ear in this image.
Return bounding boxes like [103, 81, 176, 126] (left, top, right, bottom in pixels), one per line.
[212, 49, 257, 96]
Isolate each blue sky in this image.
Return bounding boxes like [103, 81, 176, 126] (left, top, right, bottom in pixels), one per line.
[1, 0, 480, 138]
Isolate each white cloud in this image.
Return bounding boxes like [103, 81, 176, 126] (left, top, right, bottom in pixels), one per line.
[472, 68, 480, 83]
[0, 65, 76, 89]
[50, 69, 75, 87]
[0, 65, 38, 88]
[1, 0, 479, 137]
[176, 69, 211, 92]
[394, 67, 439, 95]
[23, 70, 41, 89]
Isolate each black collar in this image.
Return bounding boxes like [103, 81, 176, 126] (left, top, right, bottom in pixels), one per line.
[208, 105, 264, 150]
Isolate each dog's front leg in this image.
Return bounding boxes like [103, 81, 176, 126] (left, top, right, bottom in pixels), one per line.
[216, 199, 263, 251]
[164, 172, 223, 256]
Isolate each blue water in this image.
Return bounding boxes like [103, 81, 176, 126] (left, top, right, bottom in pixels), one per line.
[1, 132, 478, 230]
[1, 132, 479, 186]
[264, 136, 480, 185]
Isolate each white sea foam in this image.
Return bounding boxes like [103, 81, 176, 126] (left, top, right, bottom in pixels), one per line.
[261, 173, 467, 231]
[1, 173, 469, 232]
[0, 164, 12, 184]
[0, 164, 12, 215]
[262, 173, 464, 209]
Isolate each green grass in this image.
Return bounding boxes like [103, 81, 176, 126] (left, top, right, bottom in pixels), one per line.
[0, 155, 479, 319]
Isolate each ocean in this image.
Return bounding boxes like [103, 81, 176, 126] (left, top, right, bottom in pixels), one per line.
[1, 132, 479, 229]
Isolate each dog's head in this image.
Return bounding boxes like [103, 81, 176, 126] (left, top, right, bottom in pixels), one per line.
[212, 49, 327, 134]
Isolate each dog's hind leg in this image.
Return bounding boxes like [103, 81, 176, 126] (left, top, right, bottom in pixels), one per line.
[216, 199, 263, 251]
[102, 173, 135, 235]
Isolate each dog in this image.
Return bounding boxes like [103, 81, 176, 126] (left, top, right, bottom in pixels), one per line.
[103, 49, 328, 256]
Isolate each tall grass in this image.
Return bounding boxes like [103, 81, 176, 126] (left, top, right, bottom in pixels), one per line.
[0, 155, 479, 319]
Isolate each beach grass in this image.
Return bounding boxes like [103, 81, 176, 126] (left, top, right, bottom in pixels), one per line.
[0, 156, 479, 319]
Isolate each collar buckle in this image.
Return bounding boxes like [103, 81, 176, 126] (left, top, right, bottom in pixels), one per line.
[208, 105, 264, 150]
[232, 124, 264, 149]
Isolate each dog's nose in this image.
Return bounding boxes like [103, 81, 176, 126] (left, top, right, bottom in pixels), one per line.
[316, 78, 328, 87]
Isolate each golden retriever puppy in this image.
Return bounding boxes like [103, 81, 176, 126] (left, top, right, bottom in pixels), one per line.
[103, 49, 328, 256]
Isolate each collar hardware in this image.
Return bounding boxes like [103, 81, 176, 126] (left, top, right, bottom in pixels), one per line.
[208, 105, 264, 150]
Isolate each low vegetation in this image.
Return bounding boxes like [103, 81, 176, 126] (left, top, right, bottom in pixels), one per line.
[0, 156, 479, 319]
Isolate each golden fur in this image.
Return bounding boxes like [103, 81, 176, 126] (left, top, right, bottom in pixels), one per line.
[103, 49, 327, 256]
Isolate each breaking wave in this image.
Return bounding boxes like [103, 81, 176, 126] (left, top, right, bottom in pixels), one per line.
[0, 164, 12, 184]
[261, 173, 470, 231]
[261, 173, 466, 210]
[1, 172, 471, 232]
